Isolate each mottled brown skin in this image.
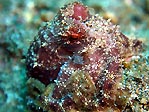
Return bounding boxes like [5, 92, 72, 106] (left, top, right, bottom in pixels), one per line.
[26, 28, 68, 85]
[26, 2, 91, 85]
[26, 2, 142, 112]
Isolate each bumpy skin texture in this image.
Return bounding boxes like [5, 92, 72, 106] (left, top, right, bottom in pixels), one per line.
[26, 2, 142, 112]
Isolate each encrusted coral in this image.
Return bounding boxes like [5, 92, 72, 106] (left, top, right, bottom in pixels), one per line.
[26, 2, 144, 112]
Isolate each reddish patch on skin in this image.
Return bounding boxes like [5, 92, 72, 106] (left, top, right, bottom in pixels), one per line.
[67, 27, 84, 39]
[108, 61, 120, 73]
[52, 86, 62, 99]
[62, 2, 89, 39]
[103, 79, 114, 91]
[65, 17, 88, 39]
[62, 97, 76, 110]
[72, 3, 89, 20]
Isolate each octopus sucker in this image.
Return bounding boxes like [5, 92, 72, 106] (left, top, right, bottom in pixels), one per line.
[26, 2, 143, 112]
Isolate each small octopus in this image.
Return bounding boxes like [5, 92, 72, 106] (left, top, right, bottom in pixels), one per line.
[26, 2, 142, 112]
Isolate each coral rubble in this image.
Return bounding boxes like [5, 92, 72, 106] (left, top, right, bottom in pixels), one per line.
[26, 2, 147, 112]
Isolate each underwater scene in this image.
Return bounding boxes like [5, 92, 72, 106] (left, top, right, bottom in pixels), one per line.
[0, 0, 149, 112]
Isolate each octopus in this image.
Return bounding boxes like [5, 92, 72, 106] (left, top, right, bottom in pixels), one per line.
[26, 2, 142, 112]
